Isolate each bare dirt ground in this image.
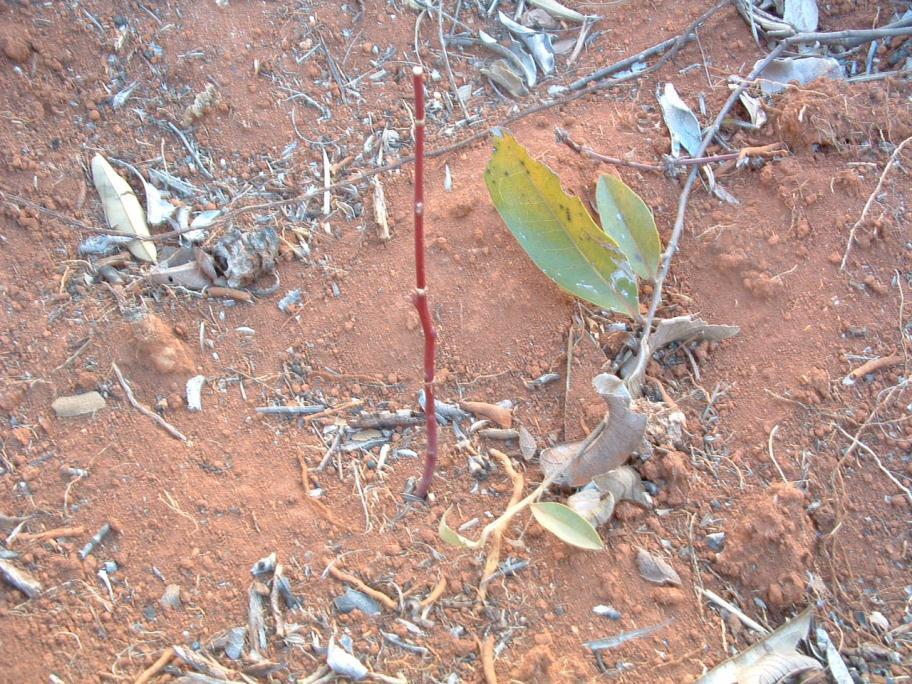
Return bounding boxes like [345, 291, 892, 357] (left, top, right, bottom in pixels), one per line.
[0, 0, 910, 682]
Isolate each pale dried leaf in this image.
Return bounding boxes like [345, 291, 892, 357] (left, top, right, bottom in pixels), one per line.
[540, 374, 646, 487]
[782, 0, 818, 32]
[696, 607, 815, 684]
[636, 548, 681, 586]
[816, 628, 852, 684]
[91, 154, 157, 262]
[326, 637, 367, 681]
[593, 466, 652, 509]
[624, 315, 740, 395]
[755, 57, 842, 95]
[658, 83, 702, 157]
[739, 92, 768, 128]
[738, 651, 821, 684]
[143, 180, 176, 226]
[651, 315, 740, 350]
[480, 59, 528, 98]
[518, 425, 537, 460]
[190, 209, 221, 229]
[527, 0, 596, 22]
[567, 488, 616, 526]
[148, 262, 212, 290]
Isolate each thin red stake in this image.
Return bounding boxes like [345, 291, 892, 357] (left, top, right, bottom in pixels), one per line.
[411, 66, 438, 500]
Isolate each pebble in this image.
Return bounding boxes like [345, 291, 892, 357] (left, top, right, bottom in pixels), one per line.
[159, 584, 182, 609]
[51, 392, 106, 417]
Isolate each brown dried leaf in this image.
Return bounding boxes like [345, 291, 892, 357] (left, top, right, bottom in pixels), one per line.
[624, 315, 740, 396]
[540, 374, 646, 487]
[636, 548, 681, 586]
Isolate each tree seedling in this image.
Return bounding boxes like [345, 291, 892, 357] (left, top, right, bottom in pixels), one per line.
[436, 131, 665, 551]
[410, 67, 439, 501]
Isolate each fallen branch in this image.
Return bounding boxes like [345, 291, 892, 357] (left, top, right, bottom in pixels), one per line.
[626, 40, 789, 395]
[556, 128, 787, 172]
[112, 362, 187, 441]
[568, 0, 732, 90]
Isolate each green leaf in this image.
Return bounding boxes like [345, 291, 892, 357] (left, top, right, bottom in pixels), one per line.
[530, 501, 605, 550]
[595, 174, 661, 281]
[484, 131, 639, 317]
[438, 508, 473, 548]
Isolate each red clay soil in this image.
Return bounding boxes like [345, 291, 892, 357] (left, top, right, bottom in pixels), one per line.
[0, 1, 910, 682]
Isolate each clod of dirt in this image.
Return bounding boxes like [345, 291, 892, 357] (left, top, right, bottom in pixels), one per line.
[129, 313, 195, 376]
[509, 643, 559, 682]
[769, 80, 912, 151]
[714, 484, 815, 609]
[182, 83, 221, 127]
[0, 29, 31, 63]
[212, 228, 280, 288]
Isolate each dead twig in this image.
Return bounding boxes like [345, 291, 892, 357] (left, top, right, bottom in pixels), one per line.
[843, 353, 903, 384]
[112, 363, 187, 441]
[15, 526, 85, 544]
[326, 563, 397, 610]
[767, 424, 788, 483]
[840, 136, 912, 270]
[481, 634, 498, 684]
[419, 574, 447, 608]
[478, 449, 524, 603]
[557, 129, 788, 172]
[833, 424, 912, 504]
[133, 647, 175, 684]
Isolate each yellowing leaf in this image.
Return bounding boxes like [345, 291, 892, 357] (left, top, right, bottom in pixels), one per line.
[484, 131, 638, 317]
[438, 508, 474, 548]
[91, 154, 156, 262]
[595, 175, 661, 281]
[530, 501, 604, 550]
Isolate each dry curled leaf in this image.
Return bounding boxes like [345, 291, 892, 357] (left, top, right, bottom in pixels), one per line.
[568, 466, 652, 526]
[624, 315, 740, 397]
[738, 652, 822, 683]
[91, 154, 157, 263]
[636, 548, 681, 586]
[697, 607, 815, 684]
[540, 374, 646, 487]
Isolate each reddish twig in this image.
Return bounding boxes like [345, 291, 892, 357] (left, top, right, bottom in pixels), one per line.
[411, 67, 438, 501]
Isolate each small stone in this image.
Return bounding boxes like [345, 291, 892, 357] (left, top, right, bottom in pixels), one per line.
[52, 392, 106, 417]
[706, 532, 726, 552]
[160, 584, 182, 609]
[592, 604, 621, 620]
